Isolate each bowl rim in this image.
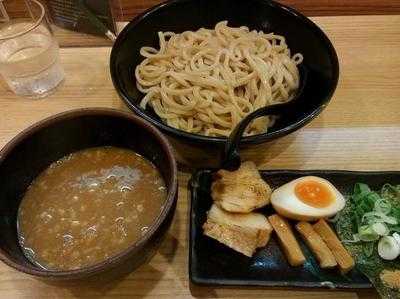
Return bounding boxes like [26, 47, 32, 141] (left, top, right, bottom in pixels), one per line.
[110, 0, 340, 145]
[0, 107, 178, 278]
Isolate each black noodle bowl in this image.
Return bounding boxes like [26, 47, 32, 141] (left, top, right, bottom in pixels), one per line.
[110, 0, 339, 167]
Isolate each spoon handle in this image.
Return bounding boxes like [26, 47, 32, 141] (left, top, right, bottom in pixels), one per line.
[221, 103, 289, 171]
[220, 65, 308, 171]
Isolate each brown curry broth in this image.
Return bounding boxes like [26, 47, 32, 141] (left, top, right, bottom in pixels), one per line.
[17, 147, 167, 270]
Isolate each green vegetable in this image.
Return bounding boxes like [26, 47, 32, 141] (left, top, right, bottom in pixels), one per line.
[347, 183, 400, 238]
[363, 242, 375, 257]
[358, 224, 379, 241]
[393, 233, 400, 246]
[378, 236, 400, 261]
[336, 183, 400, 298]
[372, 223, 390, 236]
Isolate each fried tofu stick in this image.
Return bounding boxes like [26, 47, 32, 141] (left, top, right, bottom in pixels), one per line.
[268, 214, 305, 266]
[313, 219, 355, 274]
[295, 222, 337, 268]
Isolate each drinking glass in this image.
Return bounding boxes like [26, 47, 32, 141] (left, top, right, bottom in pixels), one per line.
[0, 0, 64, 98]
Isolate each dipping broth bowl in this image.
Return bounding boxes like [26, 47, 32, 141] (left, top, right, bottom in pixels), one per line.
[110, 0, 339, 168]
[0, 108, 178, 280]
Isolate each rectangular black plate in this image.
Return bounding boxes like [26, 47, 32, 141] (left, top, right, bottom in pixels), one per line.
[189, 169, 400, 288]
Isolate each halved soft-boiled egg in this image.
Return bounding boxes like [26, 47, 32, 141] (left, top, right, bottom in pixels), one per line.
[271, 176, 345, 221]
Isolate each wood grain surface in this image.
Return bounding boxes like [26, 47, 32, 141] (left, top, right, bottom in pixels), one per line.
[5, 0, 400, 23]
[52, 26, 112, 47]
[0, 14, 399, 299]
[112, 0, 400, 20]
[6, 0, 400, 18]
[4, 0, 400, 47]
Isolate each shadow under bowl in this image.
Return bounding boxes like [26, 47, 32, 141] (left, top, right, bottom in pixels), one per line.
[110, 0, 339, 168]
[0, 108, 178, 280]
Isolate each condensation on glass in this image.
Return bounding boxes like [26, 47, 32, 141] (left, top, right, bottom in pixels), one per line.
[0, 0, 64, 98]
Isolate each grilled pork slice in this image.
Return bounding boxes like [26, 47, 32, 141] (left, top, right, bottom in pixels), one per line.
[211, 161, 272, 213]
[203, 204, 273, 257]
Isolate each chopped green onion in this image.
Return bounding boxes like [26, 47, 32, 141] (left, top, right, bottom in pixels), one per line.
[363, 242, 375, 257]
[393, 232, 400, 246]
[381, 184, 400, 200]
[358, 225, 379, 242]
[374, 198, 392, 215]
[372, 223, 389, 236]
[342, 234, 361, 244]
[354, 183, 371, 195]
[362, 211, 397, 225]
[377, 236, 400, 260]
[327, 212, 342, 223]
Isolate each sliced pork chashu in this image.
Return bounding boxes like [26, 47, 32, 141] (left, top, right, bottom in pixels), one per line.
[203, 204, 273, 257]
[211, 161, 272, 213]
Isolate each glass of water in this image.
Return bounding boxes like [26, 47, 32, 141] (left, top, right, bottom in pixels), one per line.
[0, 0, 64, 98]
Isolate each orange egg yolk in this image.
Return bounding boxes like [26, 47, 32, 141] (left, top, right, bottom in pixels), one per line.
[294, 180, 334, 208]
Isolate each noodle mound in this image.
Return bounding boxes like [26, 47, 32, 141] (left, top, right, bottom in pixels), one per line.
[135, 21, 303, 137]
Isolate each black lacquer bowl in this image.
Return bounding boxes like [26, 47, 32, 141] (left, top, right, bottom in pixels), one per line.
[0, 108, 178, 280]
[189, 169, 400, 288]
[110, 0, 339, 168]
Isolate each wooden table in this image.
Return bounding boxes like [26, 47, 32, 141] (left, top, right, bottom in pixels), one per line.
[0, 14, 399, 299]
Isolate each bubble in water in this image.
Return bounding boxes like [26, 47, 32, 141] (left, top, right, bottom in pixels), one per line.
[141, 226, 149, 235]
[115, 217, 127, 237]
[115, 217, 124, 223]
[88, 182, 99, 188]
[86, 226, 97, 238]
[120, 185, 132, 192]
[63, 234, 74, 246]
[40, 212, 52, 223]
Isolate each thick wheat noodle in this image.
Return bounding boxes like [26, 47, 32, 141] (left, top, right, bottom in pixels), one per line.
[135, 21, 303, 137]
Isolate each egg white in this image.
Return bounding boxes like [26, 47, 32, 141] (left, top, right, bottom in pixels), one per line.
[271, 176, 346, 221]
